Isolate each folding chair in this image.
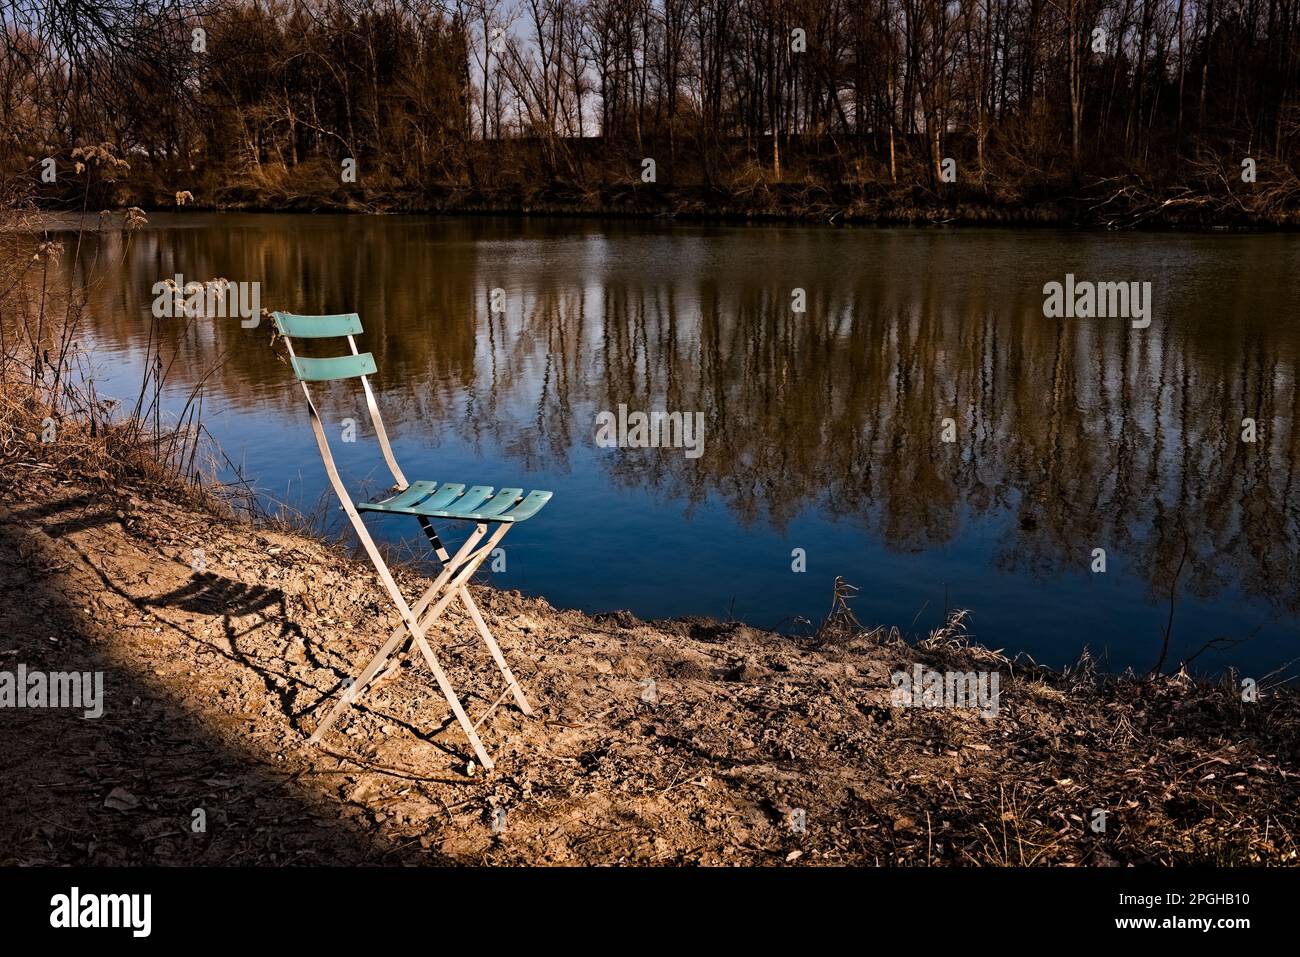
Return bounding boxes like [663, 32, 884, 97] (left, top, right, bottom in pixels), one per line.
[272, 311, 552, 771]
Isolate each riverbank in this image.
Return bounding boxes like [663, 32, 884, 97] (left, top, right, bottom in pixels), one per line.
[39, 158, 1300, 231]
[1, 439, 1298, 865]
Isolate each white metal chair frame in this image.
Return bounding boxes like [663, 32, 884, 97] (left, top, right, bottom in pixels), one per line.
[274, 311, 550, 772]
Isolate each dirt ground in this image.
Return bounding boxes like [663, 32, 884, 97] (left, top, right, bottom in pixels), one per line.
[1, 473, 1298, 866]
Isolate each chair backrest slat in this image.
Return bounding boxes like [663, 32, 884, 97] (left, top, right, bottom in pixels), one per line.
[273, 312, 364, 338]
[272, 310, 375, 383]
[290, 353, 378, 382]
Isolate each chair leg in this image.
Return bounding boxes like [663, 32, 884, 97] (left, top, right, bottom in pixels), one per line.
[309, 529, 502, 770]
[459, 583, 534, 716]
[308, 528, 483, 745]
[417, 517, 535, 716]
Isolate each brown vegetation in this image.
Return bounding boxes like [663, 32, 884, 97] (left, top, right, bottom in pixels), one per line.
[5, 1, 1300, 225]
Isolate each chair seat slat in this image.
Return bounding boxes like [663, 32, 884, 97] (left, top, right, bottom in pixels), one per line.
[502, 490, 552, 523]
[440, 485, 496, 515]
[470, 488, 524, 518]
[381, 481, 438, 510]
[422, 483, 468, 510]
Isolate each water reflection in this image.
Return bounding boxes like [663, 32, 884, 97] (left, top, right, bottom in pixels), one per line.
[56, 215, 1300, 672]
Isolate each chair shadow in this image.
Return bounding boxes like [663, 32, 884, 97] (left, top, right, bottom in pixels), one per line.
[144, 570, 468, 758]
[0, 491, 469, 865]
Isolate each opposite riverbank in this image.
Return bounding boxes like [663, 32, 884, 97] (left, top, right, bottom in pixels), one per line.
[31, 152, 1300, 231]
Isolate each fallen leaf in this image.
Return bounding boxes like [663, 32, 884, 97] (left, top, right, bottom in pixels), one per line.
[104, 787, 139, 811]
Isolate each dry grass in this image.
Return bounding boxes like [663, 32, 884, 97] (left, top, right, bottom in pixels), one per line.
[0, 152, 235, 516]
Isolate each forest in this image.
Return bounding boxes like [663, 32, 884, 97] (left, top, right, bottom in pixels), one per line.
[3, 0, 1300, 223]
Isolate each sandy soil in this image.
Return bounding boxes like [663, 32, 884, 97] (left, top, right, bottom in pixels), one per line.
[1, 474, 1297, 866]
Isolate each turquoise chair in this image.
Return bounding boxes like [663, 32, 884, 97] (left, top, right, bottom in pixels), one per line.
[272, 311, 552, 772]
